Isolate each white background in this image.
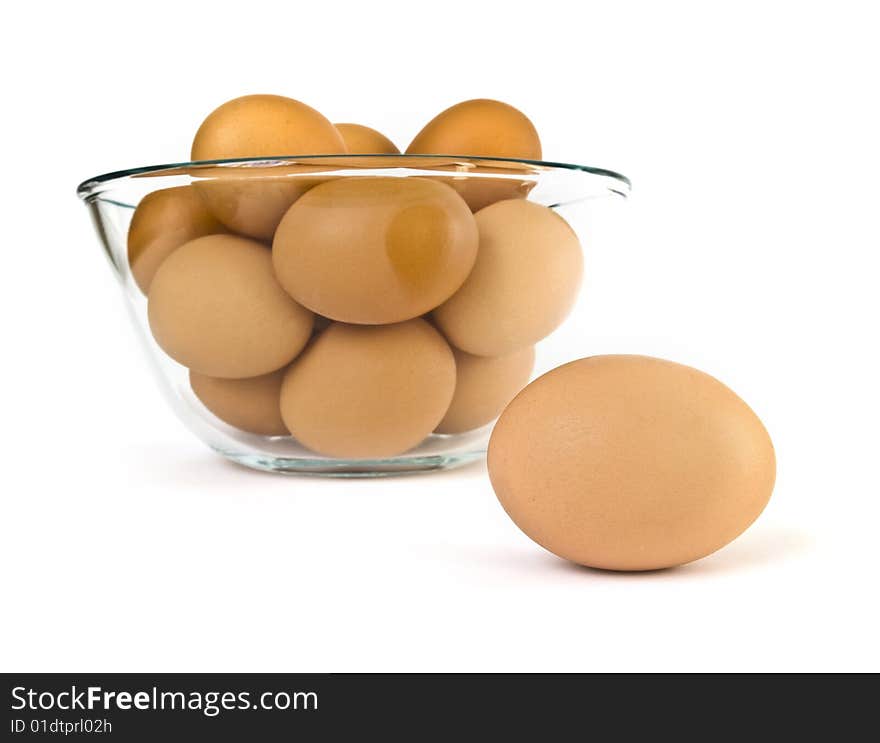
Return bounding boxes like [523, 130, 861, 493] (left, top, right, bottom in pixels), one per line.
[1, 0, 878, 672]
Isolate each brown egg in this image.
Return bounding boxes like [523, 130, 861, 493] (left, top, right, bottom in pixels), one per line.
[190, 368, 288, 436]
[191, 95, 346, 239]
[425, 159, 539, 212]
[148, 234, 313, 378]
[433, 199, 582, 356]
[406, 99, 541, 160]
[193, 165, 331, 241]
[191, 94, 346, 161]
[435, 345, 535, 434]
[441, 166, 536, 212]
[335, 123, 400, 154]
[280, 320, 456, 458]
[273, 177, 478, 324]
[488, 355, 776, 571]
[127, 186, 227, 293]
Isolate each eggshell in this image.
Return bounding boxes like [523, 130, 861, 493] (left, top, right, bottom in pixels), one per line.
[191, 94, 346, 161]
[127, 186, 227, 293]
[148, 234, 313, 378]
[335, 123, 400, 154]
[190, 368, 288, 436]
[193, 165, 330, 241]
[425, 159, 539, 212]
[406, 99, 541, 160]
[273, 177, 478, 324]
[191, 95, 346, 239]
[488, 355, 776, 571]
[279, 320, 456, 458]
[433, 199, 582, 356]
[441, 166, 536, 212]
[435, 345, 535, 434]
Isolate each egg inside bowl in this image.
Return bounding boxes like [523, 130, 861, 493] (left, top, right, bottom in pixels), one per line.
[77, 154, 629, 475]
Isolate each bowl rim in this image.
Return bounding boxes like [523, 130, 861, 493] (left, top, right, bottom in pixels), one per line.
[76, 154, 631, 200]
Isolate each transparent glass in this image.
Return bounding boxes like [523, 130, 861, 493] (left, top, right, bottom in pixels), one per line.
[77, 155, 630, 476]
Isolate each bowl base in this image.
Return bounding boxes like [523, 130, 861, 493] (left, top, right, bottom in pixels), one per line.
[214, 448, 485, 477]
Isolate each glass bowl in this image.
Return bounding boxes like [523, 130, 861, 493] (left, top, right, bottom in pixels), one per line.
[77, 154, 630, 476]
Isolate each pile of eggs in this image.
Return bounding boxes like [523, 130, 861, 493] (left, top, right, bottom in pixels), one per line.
[119, 95, 779, 572]
[129, 95, 582, 459]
